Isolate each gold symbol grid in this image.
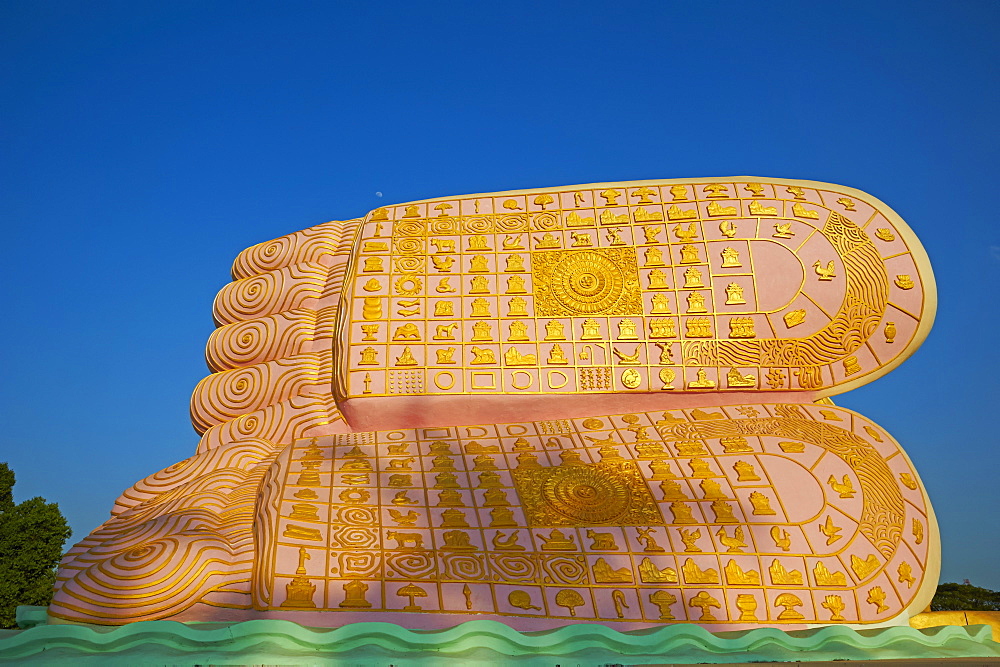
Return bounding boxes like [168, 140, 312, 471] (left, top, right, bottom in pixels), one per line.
[268, 404, 928, 624]
[344, 182, 924, 397]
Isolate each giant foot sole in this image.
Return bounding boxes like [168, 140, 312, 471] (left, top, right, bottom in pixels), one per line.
[52, 179, 937, 629]
[51, 402, 936, 629]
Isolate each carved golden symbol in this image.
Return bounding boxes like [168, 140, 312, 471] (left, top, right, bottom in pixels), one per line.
[686, 291, 707, 314]
[469, 255, 489, 272]
[851, 554, 880, 581]
[894, 275, 914, 289]
[678, 528, 701, 552]
[813, 260, 836, 280]
[394, 347, 417, 367]
[508, 590, 540, 610]
[600, 189, 621, 205]
[358, 347, 379, 365]
[280, 548, 316, 608]
[432, 255, 454, 272]
[396, 584, 427, 611]
[642, 225, 661, 243]
[822, 594, 846, 621]
[735, 594, 758, 621]
[657, 367, 676, 390]
[720, 247, 741, 267]
[769, 559, 803, 585]
[667, 205, 696, 221]
[636, 213, 662, 232]
[867, 586, 889, 613]
[783, 309, 805, 328]
[620, 368, 642, 388]
[750, 201, 778, 216]
[648, 590, 677, 620]
[898, 561, 915, 588]
[680, 244, 700, 264]
[614, 346, 641, 365]
[508, 320, 529, 340]
[819, 515, 843, 545]
[683, 267, 703, 289]
[554, 589, 585, 616]
[339, 580, 372, 609]
[775, 593, 804, 620]
[792, 203, 819, 219]
[393, 275, 422, 295]
[749, 491, 775, 515]
[770, 526, 791, 551]
[726, 368, 755, 388]
[533, 249, 641, 317]
[814, 562, 846, 586]
[724, 560, 760, 586]
[689, 368, 715, 389]
[875, 228, 895, 241]
[773, 222, 794, 239]
[843, 356, 861, 376]
[827, 474, 856, 498]
[362, 297, 382, 321]
[503, 234, 524, 250]
[396, 299, 420, 317]
[766, 368, 787, 389]
[387, 509, 418, 526]
[648, 269, 669, 290]
[509, 369, 534, 388]
[716, 526, 747, 553]
[593, 558, 633, 583]
[392, 324, 420, 341]
[707, 201, 736, 217]
[688, 591, 721, 621]
[534, 233, 561, 249]
[533, 193, 554, 210]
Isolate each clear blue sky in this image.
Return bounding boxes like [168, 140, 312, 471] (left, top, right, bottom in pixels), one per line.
[2, 1, 998, 590]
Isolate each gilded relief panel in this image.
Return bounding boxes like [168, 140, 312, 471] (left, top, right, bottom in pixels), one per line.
[339, 179, 931, 400]
[260, 403, 931, 627]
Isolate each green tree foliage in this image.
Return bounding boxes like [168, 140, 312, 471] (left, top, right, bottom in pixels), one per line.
[0, 462, 72, 628]
[932, 583, 1000, 612]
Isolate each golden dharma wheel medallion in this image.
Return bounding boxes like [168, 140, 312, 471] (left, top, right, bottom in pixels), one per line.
[541, 466, 631, 524]
[551, 251, 622, 313]
[532, 248, 642, 317]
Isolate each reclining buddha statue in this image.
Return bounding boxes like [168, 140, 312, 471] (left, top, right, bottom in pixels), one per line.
[51, 178, 938, 630]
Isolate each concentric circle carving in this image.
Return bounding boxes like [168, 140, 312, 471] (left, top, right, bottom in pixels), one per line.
[548, 251, 625, 315]
[541, 465, 631, 524]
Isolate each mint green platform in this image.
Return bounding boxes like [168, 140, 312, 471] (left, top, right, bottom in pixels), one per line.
[2, 616, 999, 665]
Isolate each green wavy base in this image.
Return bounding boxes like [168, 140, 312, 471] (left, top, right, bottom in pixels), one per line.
[2, 618, 998, 665]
